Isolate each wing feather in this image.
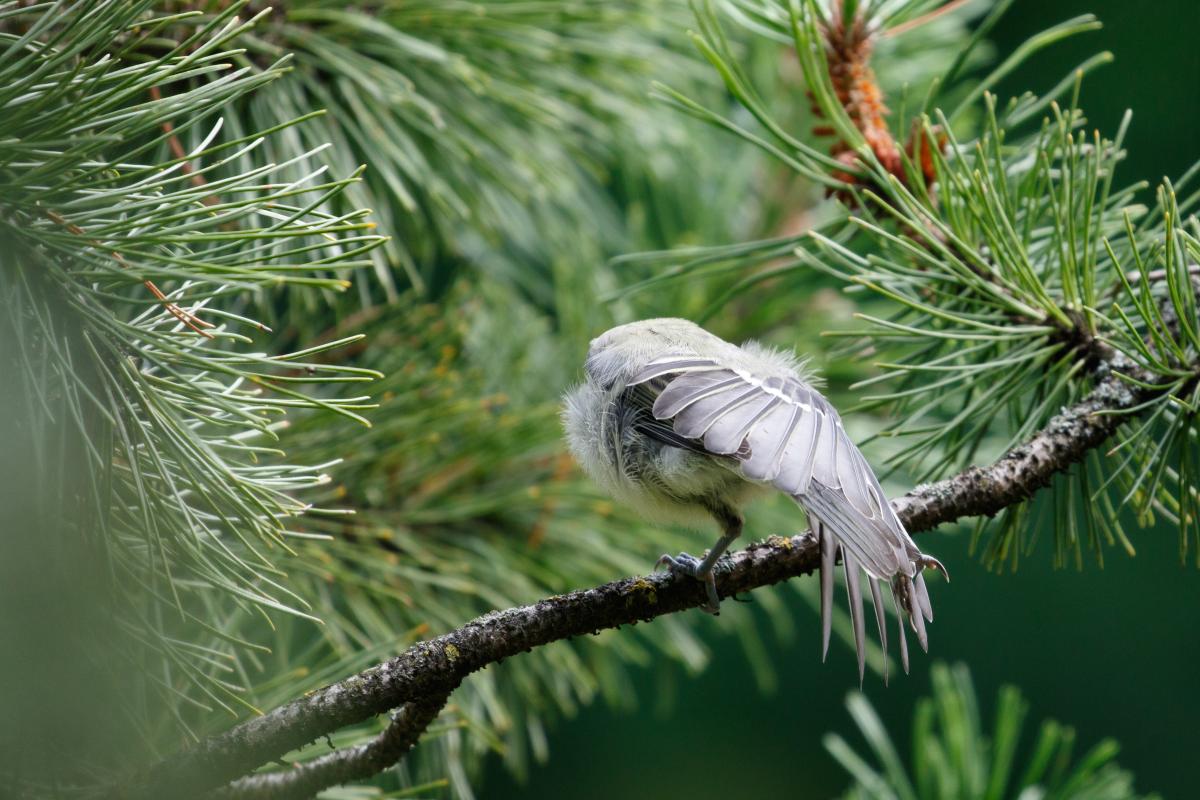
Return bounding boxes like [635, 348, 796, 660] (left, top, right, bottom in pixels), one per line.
[625, 355, 942, 675]
[775, 398, 822, 495]
[628, 357, 720, 385]
[893, 589, 911, 674]
[803, 481, 901, 577]
[653, 374, 743, 418]
[811, 404, 841, 488]
[674, 384, 761, 439]
[703, 394, 780, 455]
[819, 522, 836, 662]
[914, 572, 934, 623]
[838, 442, 876, 518]
[742, 402, 802, 481]
[900, 573, 929, 653]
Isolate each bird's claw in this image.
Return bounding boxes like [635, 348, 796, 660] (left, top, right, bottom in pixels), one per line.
[655, 552, 721, 614]
[655, 552, 702, 575]
[917, 554, 950, 582]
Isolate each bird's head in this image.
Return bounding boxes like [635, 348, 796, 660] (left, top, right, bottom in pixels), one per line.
[588, 317, 709, 355]
[583, 318, 733, 388]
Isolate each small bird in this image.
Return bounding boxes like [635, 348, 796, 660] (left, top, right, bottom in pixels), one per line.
[562, 318, 946, 680]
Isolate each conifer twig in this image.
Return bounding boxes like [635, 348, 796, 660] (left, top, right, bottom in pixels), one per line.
[43, 209, 216, 338]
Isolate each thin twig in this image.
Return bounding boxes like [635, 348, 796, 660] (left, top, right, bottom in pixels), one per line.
[43, 210, 215, 338]
[116, 348, 1165, 800]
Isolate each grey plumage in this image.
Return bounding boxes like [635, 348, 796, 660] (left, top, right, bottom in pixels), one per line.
[562, 318, 946, 679]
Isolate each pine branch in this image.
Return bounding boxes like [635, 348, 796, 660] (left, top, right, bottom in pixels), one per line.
[893, 350, 1168, 532]
[115, 345, 1170, 799]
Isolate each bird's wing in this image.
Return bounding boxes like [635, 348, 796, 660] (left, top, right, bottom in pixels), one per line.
[621, 380, 717, 456]
[629, 356, 911, 572]
[629, 355, 943, 680]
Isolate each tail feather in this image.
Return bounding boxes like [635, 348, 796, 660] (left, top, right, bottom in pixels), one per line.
[868, 577, 889, 686]
[818, 522, 836, 662]
[914, 572, 934, 623]
[892, 589, 911, 674]
[843, 553, 867, 686]
[814, 516, 942, 680]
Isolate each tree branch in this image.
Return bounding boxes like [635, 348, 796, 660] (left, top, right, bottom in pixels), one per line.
[214, 690, 454, 800]
[118, 355, 1164, 800]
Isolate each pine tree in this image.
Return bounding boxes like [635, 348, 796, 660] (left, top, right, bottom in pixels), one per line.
[1, 1, 1190, 797]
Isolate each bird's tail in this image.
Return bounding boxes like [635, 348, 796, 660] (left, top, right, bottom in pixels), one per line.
[816, 521, 947, 684]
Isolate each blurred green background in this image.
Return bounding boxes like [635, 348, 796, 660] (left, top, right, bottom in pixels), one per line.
[485, 2, 1200, 797]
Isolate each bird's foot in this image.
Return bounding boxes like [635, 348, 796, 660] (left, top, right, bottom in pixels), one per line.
[655, 552, 721, 614]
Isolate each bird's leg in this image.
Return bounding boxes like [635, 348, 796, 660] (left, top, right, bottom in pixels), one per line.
[655, 501, 743, 614]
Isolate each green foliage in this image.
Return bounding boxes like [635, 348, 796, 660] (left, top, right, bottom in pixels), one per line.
[1099, 180, 1200, 563]
[201, 0, 704, 310]
[229, 294, 718, 790]
[631, 0, 1200, 570]
[0, 0, 819, 792]
[1, 0, 982, 792]
[209, 2, 973, 790]
[827, 663, 1157, 800]
[10, 0, 1186, 797]
[0, 0, 382, 766]
[160, 1, 850, 793]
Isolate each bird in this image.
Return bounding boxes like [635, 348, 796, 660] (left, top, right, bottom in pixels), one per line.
[562, 317, 946, 680]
